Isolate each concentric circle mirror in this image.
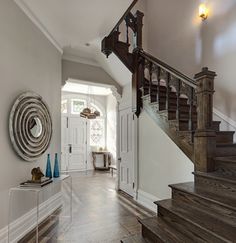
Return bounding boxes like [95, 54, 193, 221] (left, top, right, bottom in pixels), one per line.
[9, 92, 52, 161]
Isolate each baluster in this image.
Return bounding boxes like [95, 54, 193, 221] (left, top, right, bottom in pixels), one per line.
[149, 62, 153, 96]
[116, 26, 119, 33]
[177, 79, 181, 128]
[126, 23, 129, 44]
[189, 87, 194, 142]
[166, 72, 171, 110]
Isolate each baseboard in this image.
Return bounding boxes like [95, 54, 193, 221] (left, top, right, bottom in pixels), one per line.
[136, 190, 160, 212]
[213, 108, 236, 129]
[0, 192, 62, 243]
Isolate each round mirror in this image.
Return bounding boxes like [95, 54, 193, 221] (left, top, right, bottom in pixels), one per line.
[9, 92, 52, 162]
[29, 117, 43, 138]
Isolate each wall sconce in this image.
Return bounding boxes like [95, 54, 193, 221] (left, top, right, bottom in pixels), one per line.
[199, 3, 208, 21]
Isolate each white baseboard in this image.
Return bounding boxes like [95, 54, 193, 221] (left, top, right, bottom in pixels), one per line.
[136, 190, 160, 212]
[0, 192, 62, 243]
[213, 108, 236, 130]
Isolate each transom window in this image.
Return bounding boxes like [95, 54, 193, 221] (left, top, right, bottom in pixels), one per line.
[61, 96, 105, 147]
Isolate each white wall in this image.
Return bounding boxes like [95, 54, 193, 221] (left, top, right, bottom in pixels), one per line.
[201, 0, 236, 122]
[0, 0, 61, 230]
[138, 111, 194, 200]
[106, 94, 117, 165]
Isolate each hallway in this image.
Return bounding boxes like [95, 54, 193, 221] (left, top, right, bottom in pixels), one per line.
[59, 171, 154, 242]
[22, 171, 154, 242]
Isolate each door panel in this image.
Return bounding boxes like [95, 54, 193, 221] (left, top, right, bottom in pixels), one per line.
[68, 117, 87, 171]
[61, 116, 69, 171]
[119, 108, 134, 196]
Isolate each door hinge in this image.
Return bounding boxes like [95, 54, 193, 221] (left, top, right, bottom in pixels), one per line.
[133, 182, 135, 189]
[133, 114, 135, 120]
[66, 117, 69, 128]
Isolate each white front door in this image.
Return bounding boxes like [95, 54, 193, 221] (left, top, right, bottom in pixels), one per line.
[61, 116, 87, 171]
[61, 116, 69, 171]
[119, 108, 134, 196]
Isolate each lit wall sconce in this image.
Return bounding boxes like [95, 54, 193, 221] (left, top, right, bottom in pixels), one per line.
[199, 3, 208, 21]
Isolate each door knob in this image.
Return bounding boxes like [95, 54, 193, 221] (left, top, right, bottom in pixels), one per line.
[69, 144, 72, 154]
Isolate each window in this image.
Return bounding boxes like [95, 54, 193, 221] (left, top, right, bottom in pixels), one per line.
[90, 118, 105, 147]
[71, 99, 86, 114]
[61, 99, 68, 114]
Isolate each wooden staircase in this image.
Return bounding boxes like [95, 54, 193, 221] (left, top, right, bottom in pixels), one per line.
[102, 0, 236, 242]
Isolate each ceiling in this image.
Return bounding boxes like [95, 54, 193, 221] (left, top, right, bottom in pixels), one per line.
[17, 0, 132, 60]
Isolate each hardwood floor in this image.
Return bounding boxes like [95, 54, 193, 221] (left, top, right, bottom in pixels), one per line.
[20, 171, 154, 243]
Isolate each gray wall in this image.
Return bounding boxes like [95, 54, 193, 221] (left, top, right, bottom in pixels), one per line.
[201, 0, 236, 121]
[146, 0, 201, 77]
[0, 0, 61, 229]
[62, 60, 122, 94]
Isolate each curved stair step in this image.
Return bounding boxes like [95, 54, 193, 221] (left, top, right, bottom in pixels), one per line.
[156, 199, 233, 242]
[139, 217, 191, 243]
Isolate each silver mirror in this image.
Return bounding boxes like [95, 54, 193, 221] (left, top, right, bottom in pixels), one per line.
[9, 92, 52, 162]
[29, 117, 43, 138]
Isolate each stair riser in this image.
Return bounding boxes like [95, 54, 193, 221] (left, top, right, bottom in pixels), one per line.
[215, 146, 236, 156]
[216, 133, 234, 144]
[212, 122, 221, 131]
[158, 206, 228, 243]
[195, 175, 236, 200]
[142, 225, 163, 243]
[215, 161, 236, 176]
[172, 188, 236, 220]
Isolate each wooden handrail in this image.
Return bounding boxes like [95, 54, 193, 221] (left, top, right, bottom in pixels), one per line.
[109, 0, 139, 35]
[140, 51, 197, 89]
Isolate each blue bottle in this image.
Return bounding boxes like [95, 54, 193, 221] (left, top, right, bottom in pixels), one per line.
[46, 154, 52, 178]
[53, 153, 60, 178]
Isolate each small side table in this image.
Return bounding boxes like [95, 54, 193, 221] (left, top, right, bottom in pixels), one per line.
[8, 174, 72, 243]
[92, 151, 111, 170]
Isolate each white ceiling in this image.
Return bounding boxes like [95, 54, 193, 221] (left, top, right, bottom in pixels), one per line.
[18, 0, 131, 57]
[15, 0, 136, 86]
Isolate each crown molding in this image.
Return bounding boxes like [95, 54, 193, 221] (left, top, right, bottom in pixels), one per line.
[62, 53, 100, 67]
[14, 0, 63, 54]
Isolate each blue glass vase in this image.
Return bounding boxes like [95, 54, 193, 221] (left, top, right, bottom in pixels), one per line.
[46, 154, 52, 178]
[53, 153, 60, 178]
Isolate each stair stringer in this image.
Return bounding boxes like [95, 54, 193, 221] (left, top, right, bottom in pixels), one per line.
[142, 94, 194, 162]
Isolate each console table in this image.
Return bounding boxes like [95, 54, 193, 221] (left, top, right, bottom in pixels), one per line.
[92, 151, 111, 170]
[8, 174, 72, 243]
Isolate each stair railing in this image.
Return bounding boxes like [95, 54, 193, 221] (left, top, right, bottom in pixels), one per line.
[102, 2, 217, 172]
[140, 51, 197, 140]
[102, 0, 143, 59]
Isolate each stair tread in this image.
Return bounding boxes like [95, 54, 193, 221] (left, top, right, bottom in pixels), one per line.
[217, 143, 236, 147]
[139, 217, 190, 242]
[156, 199, 235, 241]
[170, 181, 236, 211]
[215, 156, 236, 163]
[194, 171, 236, 183]
[216, 131, 235, 135]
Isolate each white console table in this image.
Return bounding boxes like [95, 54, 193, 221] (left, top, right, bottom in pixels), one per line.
[8, 174, 72, 243]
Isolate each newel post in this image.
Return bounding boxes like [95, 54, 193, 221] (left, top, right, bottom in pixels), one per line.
[194, 67, 217, 172]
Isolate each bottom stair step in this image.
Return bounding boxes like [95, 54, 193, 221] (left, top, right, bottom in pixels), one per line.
[139, 217, 190, 243]
[156, 199, 234, 242]
[121, 234, 149, 243]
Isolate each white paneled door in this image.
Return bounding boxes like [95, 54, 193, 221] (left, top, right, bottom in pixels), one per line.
[61, 116, 87, 171]
[119, 108, 134, 196]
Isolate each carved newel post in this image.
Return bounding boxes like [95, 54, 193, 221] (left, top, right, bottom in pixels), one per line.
[194, 67, 217, 172]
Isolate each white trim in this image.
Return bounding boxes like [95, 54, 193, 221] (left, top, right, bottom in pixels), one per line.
[213, 108, 236, 129]
[14, 0, 63, 54]
[0, 192, 62, 243]
[62, 54, 100, 67]
[136, 190, 159, 212]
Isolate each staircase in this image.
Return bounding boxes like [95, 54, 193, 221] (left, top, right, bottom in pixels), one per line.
[102, 0, 236, 242]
